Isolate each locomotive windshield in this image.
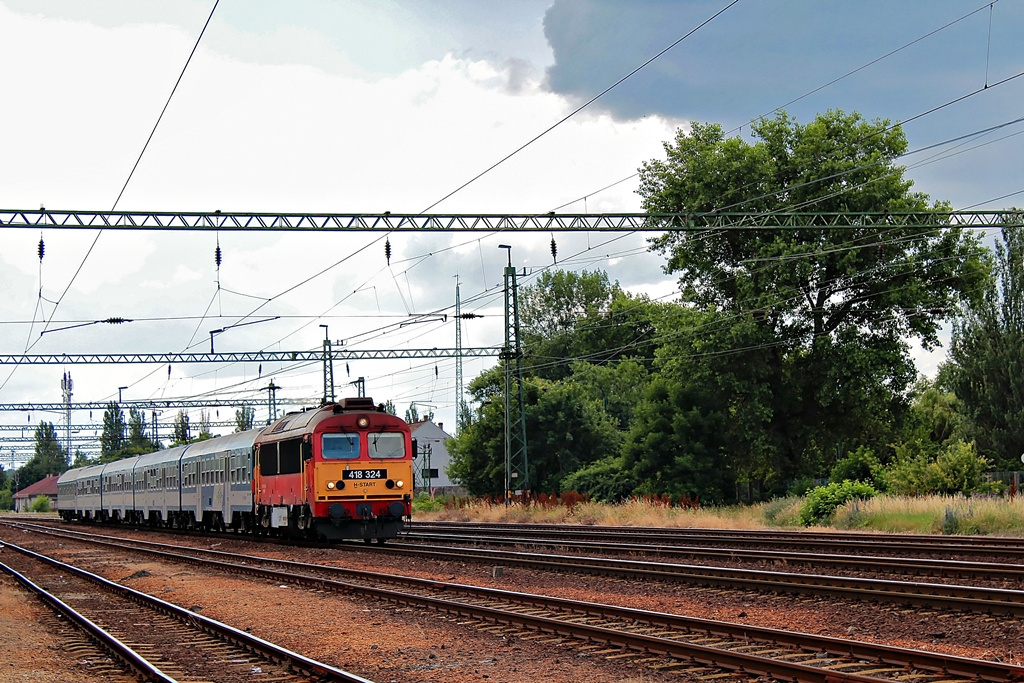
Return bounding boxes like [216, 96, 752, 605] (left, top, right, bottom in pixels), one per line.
[368, 432, 405, 459]
[321, 433, 360, 459]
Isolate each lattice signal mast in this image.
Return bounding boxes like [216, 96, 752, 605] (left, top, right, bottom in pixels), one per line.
[61, 371, 73, 458]
[499, 245, 528, 501]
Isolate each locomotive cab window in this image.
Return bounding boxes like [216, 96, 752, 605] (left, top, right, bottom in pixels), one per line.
[368, 432, 405, 459]
[259, 443, 278, 475]
[279, 439, 302, 475]
[322, 433, 360, 460]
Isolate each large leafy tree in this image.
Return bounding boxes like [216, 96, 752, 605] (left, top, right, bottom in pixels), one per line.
[520, 270, 658, 380]
[622, 376, 733, 503]
[447, 366, 621, 496]
[171, 410, 191, 445]
[946, 222, 1024, 469]
[120, 407, 159, 457]
[18, 421, 69, 488]
[235, 404, 256, 432]
[100, 402, 127, 461]
[638, 110, 988, 486]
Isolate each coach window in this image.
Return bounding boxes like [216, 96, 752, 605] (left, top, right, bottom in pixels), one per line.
[368, 432, 405, 459]
[322, 433, 359, 460]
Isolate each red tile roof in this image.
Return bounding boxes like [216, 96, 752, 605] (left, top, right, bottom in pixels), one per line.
[14, 474, 60, 499]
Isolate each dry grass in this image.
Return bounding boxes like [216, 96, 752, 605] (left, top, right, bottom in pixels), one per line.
[417, 493, 1024, 536]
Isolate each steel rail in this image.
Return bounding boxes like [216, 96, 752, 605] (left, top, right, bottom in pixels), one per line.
[385, 543, 1024, 615]
[0, 540, 375, 683]
[411, 521, 1024, 558]
[10, 520, 1024, 615]
[0, 559, 177, 683]
[401, 531, 1024, 583]
[3, 208, 1022, 231]
[8, 523, 1022, 683]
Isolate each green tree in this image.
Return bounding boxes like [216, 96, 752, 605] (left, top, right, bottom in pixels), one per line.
[638, 110, 988, 487]
[946, 223, 1024, 469]
[235, 404, 256, 432]
[171, 410, 191, 445]
[196, 409, 213, 441]
[446, 369, 506, 495]
[520, 270, 658, 381]
[19, 422, 69, 488]
[620, 376, 733, 503]
[446, 366, 621, 496]
[100, 402, 127, 461]
[121, 407, 158, 456]
[405, 404, 434, 424]
[525, 378, 623, 493]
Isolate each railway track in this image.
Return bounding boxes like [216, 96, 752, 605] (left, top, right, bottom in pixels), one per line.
[10, 519, 1024, 615]
[0, 538, 373, 683]
[408, 521, 1024, 560]
[400, 529, 1024, 585]
[6, 522, 1024, 683]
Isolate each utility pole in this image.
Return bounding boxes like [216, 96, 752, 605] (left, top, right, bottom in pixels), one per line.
[61, 372, 73, 459]
[320, 324, 335, 405]
[499, 245, 528, 504]
[262, 380, 280, 424]
[454, 277, 463, 433]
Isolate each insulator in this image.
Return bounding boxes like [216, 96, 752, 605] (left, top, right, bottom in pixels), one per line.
[385, 238, 392, 265]
[215, 244, 222, 268]
[38, 236, 45, 262]
[550, 236, 557, 263]
[435, 365, 439, 378]
[346, 363, 350, 377]
[104, 317, 128, 324]
[167, 364, 172, 379]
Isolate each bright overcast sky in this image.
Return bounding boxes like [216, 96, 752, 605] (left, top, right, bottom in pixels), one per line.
[1, 0, 1023, 462]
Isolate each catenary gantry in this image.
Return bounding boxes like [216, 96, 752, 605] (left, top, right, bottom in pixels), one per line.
[2, 209, 1022, 232]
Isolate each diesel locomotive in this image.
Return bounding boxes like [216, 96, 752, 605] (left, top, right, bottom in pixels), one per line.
[56, 397, 414, 542]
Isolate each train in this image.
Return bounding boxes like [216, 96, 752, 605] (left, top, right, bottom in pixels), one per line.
[56, 397, 414, 542]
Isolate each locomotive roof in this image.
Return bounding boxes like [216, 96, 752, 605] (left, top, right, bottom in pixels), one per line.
[258, 399, 403, 442]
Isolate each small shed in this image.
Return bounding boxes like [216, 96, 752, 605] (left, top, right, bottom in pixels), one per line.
[13, 474, 60, 512]
[409, 420, 465, 497]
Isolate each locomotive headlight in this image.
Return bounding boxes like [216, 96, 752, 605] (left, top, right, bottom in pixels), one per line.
[327, 481, 336, 490]
[396, 480, 404, 489]
[357, 417, 369, 428]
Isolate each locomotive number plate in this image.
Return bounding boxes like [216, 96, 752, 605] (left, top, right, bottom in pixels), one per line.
[342, 469, 387, 480]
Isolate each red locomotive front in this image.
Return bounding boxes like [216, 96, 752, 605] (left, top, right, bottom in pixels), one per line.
[253, 397, 413, 541]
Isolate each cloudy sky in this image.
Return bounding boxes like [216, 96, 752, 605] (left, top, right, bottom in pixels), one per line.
[2, 0, 1023, 463]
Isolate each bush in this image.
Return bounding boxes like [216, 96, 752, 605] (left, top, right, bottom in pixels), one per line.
[411, 492, 445, 514]
[885, 440, 997, 496]
[831, 446, 885, 489]
[799, 480, 878, 526]
[28, 495, 52, 513]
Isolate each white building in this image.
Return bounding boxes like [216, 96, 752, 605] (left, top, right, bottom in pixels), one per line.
[409, 420, 464, 497]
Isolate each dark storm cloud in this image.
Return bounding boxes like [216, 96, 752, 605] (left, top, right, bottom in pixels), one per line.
[541, 0, 1024, 209]
[542, 1, 1021, 123]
